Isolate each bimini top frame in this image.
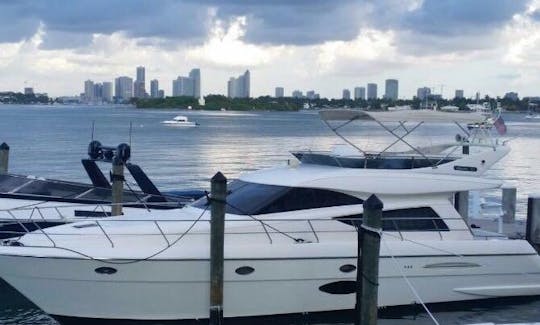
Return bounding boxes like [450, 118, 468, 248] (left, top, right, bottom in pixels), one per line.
[306, 109, 502, 170]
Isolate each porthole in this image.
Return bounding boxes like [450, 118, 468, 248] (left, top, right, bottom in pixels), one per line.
[95, 267, 117, 275]
[319, 281, 356, 294]
[339, 264, 356, 273]
[235, 266, 255, 275]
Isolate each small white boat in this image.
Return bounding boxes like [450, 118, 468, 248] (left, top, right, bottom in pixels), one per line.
[161, 115, 199, 127]
[525, 113, 540, 119]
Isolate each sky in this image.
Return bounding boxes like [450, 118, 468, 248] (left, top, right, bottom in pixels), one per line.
[0, 0, 539, 99]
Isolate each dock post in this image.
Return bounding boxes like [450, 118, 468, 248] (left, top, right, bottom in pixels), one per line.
[209, 172, 227, 325]
[454, 191, 469, 221]
[111, 156, 124, 216]
[358, 194, 383, 325]
[0, 142, 9, 174]
[502, 186, 516, 223]
[526, 194, 540, 253]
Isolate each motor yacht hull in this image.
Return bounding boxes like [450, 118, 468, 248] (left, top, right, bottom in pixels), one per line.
[1, 242, 540, 321]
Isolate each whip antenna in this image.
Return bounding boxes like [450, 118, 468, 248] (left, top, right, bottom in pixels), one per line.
[91, 120, 95, 141]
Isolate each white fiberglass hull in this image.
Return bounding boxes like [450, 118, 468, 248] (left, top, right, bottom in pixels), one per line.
[1, 243, 540, 320]
[161, 121, 198, 127]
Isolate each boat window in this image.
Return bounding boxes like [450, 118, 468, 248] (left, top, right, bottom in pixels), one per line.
[336, 207, 448, 232]
[192, 180, 363, 215]
[0, 175, 33, 192]
[259, 187, 363, 214]
[15, 179, 88, 198]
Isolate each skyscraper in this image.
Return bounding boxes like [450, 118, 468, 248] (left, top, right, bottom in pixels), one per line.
[172, 77, 195, 96]
[134, 66, 146, 98]
[136, 66, 145, 83]
[417, 87, 431, 100]
[367, 83, 377, 99]
[292, 90, 303, 98]
[227, 70, 250, 98]
[172, 68, 200, 98]
[84, 80, 95, 101]
[189, 68, 201, 99]
[342, 89, 351, 100]
[455, 89, 464, 99]
[93, 83, 103, 100]
[150, 79, 159, 98]
[102, 82, 113, 102]
[275, 87, 284, 98]
[354, 87, 366, 100]
[115, 76, 133, 101]
[385, 79, 398, 100]
[306, 90, 317, 100]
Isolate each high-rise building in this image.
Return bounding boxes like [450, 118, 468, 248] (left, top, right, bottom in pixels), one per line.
[172, 68, 201, 98]
[24, 87, 34, 95]
[136, 66, 145, 83]
[102, 82, 113, 102]
[354, 87, 366, 100]
[173, 77, 195, 97]
[417, 87, 431, 100]
[93, 83, 103, 100]
[275, 87, 284, 98]
[227, 70, 250, 98]
[367, 83, 377, 99]
[84, 80, 95, 101]
[115, 76, 133, 101]
[342, 89, 351, 100]
[158, 90, 165, 98]
[306, 90, 316, 100]
[134, 66, 146, 98]
[292, 90, 303, 98]
[189, 68, 201, 99]
[475, 92, 480, 101]
[455, 89, 464, 99]
[150, 79, 159, 98]
[385, 79, 398, 100]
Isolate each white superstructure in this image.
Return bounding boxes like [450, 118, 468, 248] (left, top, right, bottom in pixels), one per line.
[0, 109, 538, 322]
[161, 115, 199, 127]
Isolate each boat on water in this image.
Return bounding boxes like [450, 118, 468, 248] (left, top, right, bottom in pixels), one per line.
[161, 115, 199, 127]
[0, 141, 203, 238]
[1, 109, 539, 323]
[525, 112, 540, 119]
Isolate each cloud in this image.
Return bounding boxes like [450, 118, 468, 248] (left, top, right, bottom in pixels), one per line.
[186, 15, 287, 68]
[315, 29, 403, 76]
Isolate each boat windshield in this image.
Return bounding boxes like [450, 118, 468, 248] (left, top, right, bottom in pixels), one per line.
[191, 180, 363, 215]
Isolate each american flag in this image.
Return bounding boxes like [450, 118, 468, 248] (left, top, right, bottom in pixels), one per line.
[493, 116, 507, 135]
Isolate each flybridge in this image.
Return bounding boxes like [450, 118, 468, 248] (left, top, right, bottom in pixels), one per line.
[293, 108, 508, 175]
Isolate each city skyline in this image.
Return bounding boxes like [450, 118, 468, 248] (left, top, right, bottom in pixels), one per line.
[0, 1, 538, 99]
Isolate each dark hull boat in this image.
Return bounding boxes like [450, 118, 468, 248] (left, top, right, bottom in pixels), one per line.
[0, 141, 204, 239]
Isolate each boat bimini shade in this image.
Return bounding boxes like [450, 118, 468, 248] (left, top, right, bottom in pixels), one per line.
[319, 109, 489, 124]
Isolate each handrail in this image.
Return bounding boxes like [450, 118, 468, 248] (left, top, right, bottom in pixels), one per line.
[0, 216, 474, 250]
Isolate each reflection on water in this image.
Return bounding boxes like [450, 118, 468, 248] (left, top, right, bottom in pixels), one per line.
[0, 106, 540, 324]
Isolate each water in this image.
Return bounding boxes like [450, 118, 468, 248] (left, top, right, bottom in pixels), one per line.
[0, 104, 540, 324]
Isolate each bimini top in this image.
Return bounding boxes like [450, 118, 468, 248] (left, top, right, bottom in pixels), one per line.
[319, 109, 489, 124]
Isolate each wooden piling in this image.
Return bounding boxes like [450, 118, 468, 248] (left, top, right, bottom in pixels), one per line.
[209, 172, 227, 325]
[111, 156, 124, 216]
[0, 142, 9, 174]
[526, 194, 540, 252]
[502, 186, 516, 223]
[358, 194, 383, 325]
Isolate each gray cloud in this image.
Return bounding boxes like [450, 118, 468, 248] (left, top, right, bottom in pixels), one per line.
[399, 0, 527, 36]
[0, 0, 532, 52]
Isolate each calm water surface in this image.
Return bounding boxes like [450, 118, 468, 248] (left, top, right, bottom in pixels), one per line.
[0, 104, 539, 324]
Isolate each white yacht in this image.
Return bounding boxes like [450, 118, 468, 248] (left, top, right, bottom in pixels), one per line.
[161, 115, 199, 127]
[0, 109, 539, 323]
